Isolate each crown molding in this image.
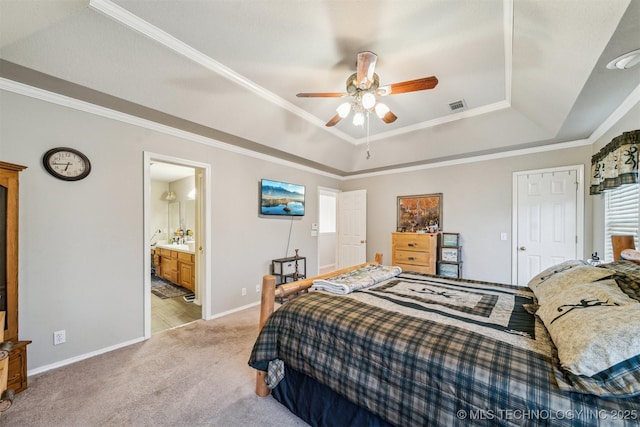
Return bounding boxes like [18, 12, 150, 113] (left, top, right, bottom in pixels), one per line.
[0, 77, 343, 180]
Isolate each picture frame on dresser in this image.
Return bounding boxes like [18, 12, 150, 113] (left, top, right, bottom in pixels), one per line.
[397, 193, 442, 231]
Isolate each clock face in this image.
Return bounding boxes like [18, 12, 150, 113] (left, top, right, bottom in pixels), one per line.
[43, 147, 91, 181]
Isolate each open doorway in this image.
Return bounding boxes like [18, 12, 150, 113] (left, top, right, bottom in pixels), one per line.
[144, 153, 211, 338]
[318, 187, 339, 274]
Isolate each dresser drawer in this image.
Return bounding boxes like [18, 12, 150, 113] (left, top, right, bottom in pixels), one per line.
[394, 250, 429, 265]
[395, 263, 432, 274]
[392, 233, 435, 252]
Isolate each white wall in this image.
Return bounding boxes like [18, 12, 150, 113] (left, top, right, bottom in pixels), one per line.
[343, 146, 594, 284]
[341, 102, 639, 284]
[1, 90, 341, 371]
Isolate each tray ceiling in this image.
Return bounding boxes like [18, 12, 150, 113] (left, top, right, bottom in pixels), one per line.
[1, 0, 639, 176]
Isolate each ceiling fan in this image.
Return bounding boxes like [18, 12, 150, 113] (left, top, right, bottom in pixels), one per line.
[297, 51, 438, 127]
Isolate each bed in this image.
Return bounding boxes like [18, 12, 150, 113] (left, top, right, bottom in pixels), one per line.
[249, 252, 640, 426]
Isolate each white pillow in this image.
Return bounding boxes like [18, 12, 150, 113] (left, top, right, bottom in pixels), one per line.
[537, 279, 640, 377]
[527, 261, 615, 304]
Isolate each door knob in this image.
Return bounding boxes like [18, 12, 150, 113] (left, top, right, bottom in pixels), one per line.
[519, 246, 526, 251]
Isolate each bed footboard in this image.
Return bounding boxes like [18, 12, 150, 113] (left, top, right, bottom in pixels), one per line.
[255, 253, 383, 397]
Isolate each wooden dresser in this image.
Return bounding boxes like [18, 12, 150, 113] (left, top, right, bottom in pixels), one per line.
[391, 232, 438, 274]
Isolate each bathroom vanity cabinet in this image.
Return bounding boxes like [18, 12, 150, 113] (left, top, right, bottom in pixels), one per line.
[153, 247, 195, 292]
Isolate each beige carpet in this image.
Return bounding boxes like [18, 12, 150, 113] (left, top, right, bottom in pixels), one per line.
[2, 305, 309, 426]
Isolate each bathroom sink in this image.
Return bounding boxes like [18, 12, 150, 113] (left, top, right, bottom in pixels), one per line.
[156, 243, 194, 253]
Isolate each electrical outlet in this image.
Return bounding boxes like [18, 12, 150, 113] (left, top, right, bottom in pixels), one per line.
[241, 287, 247, 296]
[256, 284, 261, 293]
[53, 330, 66, 345]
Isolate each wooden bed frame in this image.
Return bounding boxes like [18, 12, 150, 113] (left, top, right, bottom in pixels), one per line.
[255, 253, 383, 397]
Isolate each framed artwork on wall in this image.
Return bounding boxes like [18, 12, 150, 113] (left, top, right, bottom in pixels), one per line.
[397, 193, 442, 232]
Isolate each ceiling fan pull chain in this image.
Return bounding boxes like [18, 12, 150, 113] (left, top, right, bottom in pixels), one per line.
[366, 112, 371, 160]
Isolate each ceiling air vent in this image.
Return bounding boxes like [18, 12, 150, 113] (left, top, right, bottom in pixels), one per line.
[449, 99, 466, 112]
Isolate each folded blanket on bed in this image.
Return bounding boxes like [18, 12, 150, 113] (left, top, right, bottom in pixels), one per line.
[310, 264, 401, 294]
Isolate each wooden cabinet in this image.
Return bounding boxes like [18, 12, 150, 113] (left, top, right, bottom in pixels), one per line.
[0, 162, 30, 395]
[178, 252, 195, 292]
[6, 341, 28, 394]
[392, 232, 437, 274]
[155, 248, 195, 292]
[159, 248, 179, 284]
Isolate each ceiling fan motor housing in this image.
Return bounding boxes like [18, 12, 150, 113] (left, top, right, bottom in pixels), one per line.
[346, 73, 380, 94]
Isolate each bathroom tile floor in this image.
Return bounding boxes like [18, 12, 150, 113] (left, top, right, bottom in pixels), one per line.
[151, 291, 201, 334]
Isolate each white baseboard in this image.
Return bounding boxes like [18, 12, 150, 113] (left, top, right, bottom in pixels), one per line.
[27, 300, 261, 377]
[27, 336, 146, 377]
[205, 301, 260, 320]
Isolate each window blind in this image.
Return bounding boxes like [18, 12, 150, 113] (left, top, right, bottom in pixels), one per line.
[604, 183, 639, 261]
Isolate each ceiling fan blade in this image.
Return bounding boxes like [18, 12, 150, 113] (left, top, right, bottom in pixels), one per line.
[297, 92, 346, 98]
[377, 76, 438, 96]
[380, 110, 398, 124]
[356, 51, 377, 89]
[325, 113, 343, 127]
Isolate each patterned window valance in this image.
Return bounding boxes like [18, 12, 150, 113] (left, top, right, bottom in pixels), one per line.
[590, 130, 640, 195]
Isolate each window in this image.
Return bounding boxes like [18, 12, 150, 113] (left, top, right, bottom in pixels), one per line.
[319, 192, 336, 233]
[604, 183, 639, 261]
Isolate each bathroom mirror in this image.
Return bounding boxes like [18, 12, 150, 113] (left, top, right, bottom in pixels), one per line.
[168, 201, 180, 235]
[185, 200, 195, 232]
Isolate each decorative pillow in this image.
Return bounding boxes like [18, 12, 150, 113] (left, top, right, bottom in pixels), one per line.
[527, 260, 615, 304]
[537, 279, 640, 396]
[621, 249, 640, 263]
[598, 260, 640, 302]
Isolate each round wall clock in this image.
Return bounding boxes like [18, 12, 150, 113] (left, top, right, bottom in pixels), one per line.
[42, 147, 92, 181]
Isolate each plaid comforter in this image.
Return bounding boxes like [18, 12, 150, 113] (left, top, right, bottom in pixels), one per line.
[249, 273, 640, 426]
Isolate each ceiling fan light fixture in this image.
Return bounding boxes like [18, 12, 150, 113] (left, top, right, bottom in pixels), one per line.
[353, 112, 365, 126]
[336, 102, 352, 118]
[607, 49, 640, 70]
[361, 92, 376, 110]
[374, 102, 390, 118]
[297, 52, 437, 130]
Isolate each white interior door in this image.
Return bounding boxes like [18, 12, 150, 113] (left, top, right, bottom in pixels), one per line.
[514, 167, 583, 285]
[337, 189, 367, 268]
